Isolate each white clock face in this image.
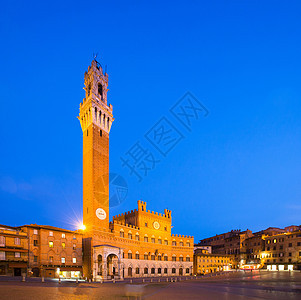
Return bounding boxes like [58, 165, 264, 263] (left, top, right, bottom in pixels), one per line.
[96, 208, 106, 220]
[153, 221, 160, 230]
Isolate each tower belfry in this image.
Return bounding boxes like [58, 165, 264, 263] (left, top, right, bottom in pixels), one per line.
[78, 60, 114, 234]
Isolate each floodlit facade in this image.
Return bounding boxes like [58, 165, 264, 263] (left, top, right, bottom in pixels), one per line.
[263, 229, 301, 271]
[20, 225, 83, 278]
[197, 226, 301, 271]
[78, 60, 194, 280]
[193, 248, 232, 275]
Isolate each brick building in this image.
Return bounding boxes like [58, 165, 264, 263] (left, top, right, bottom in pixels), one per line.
[197, 229, 253, 268]
[0, 225, 28, 276]
[263, 229, 301, 271]
[193, 248, 232, 275]
[198, 226, 301, 271]
[78, 60, 194, 280]
[240, 227, 286, 266]
[20, 225, 83, 278]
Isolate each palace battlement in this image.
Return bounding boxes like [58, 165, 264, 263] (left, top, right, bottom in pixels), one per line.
[111, 220, 139, 230]
[112, 209, 138, 219]
[171, 234, 193, 239]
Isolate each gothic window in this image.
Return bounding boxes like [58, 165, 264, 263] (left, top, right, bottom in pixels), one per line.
[98, 83, 103, 98]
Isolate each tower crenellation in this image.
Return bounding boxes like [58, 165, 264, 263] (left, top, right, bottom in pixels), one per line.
[79, 60, 114, 134]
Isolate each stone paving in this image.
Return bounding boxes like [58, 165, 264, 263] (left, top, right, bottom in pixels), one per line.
[0, 271, 300, 299]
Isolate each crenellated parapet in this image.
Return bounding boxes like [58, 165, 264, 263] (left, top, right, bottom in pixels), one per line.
[171, 234, 193, 239]
[78, 60, 114, 134]
[111, 220, 139, 230]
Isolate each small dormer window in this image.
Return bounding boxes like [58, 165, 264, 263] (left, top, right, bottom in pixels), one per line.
[98, 83, 103, 99]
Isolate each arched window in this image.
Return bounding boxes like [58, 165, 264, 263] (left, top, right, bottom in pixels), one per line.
[135, 267, 140, 274]
[151, 268, 155, 274]
[158, 268, 161, 274]
[99, 111, 102, 124]
[172, 268, 176, 274]
[98, 83, 103, 98]
[120, 230, 124, 238]
[128, 267, 132, 277]
[164, 268, 168, 274]
[186, 268, 190, 274]
[107, 117, 109, 128]
[144, 267, 148, 274]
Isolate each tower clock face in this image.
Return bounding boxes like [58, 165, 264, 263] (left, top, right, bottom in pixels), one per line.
[153, 221, 160, 230]
[96, 208, 106, 220]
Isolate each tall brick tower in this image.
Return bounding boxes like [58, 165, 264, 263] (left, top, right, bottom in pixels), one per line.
[78, 60, 114, 234]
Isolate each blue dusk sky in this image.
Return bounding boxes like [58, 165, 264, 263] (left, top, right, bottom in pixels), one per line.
[0, 0, 301, 241]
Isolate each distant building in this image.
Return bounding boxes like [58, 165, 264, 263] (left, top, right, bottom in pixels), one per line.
[197, 229, 253, 268]
[240, 227, 286, 266]
[197, 226, 301, 271]
[263, 230, 301, 271]
[193, 248, 232, 275]
[0, 225, 28, 276]
[194, 245, 212, 254]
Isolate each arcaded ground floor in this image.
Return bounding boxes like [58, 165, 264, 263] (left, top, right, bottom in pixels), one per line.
[0, 271, 300, 299]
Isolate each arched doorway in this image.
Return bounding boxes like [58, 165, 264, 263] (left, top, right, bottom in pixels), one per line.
[98, 254, 102, 276]
[179, 268, 183, 276]
[32, 268, 40, 277]
[107, 254, 119, 279]
[128, 267, 132, 277]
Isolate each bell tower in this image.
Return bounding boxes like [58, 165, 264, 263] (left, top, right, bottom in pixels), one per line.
[78, 60, 114, 234]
